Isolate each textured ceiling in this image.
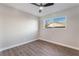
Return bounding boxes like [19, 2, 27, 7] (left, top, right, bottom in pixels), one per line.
[4, 3, 79, 17]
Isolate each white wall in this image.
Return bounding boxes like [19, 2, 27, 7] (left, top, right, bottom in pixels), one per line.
[0, 4, 38, 51]
[40, 6, 79, 50]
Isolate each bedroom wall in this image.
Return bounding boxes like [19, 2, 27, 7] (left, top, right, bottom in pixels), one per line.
[39, 6, 79, 50]
[0, 4, 38, 51]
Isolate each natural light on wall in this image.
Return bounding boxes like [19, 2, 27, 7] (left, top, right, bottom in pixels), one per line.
[43, 16, 66, 29]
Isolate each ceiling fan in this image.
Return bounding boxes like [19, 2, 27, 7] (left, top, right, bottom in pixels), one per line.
[31, 3, 54, 13]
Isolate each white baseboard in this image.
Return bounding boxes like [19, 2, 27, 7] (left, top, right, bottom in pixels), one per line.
[1, 38, 79, 52]
[39, 38, 79, 51]
[0, 39, 38, 52]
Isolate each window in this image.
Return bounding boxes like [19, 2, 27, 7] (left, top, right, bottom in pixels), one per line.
[43, 16, 66, 29]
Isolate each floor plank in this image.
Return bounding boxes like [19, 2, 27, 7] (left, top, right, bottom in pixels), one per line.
[0, 40, 79, 56]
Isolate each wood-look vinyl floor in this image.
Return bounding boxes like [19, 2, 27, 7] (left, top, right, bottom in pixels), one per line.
[0, 40, 79, 56]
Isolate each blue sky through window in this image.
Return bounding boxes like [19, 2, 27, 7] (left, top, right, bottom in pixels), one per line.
[46, 16, 66, 23]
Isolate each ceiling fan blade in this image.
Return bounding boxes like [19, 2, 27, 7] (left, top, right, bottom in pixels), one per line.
[43, 3, 54, 7]
[31, 3, 40, 7]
